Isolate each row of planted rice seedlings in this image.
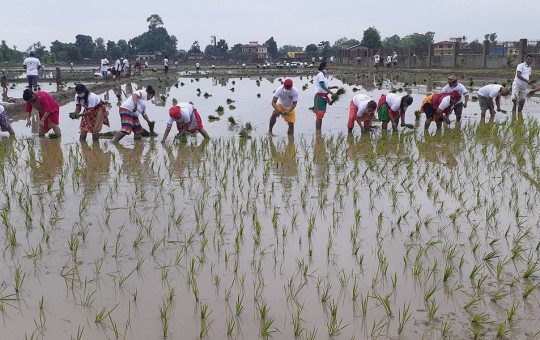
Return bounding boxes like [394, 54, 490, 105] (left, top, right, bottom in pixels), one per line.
[1, 114, 540, 338]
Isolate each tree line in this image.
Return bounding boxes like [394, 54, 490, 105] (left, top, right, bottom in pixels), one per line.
[3, 19, 500, 65]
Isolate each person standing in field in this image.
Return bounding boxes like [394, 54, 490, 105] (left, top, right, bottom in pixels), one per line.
[163, 56, 169, 74]
[1, 69, 7, 93]
[123, 58, 131, 77]
[376, 93, 413, 130]
[386, 55, 392, 68]
[100, 55, 109, 77]
[73, 84, 110, 141]
[23, 89, 62, 136]
[23, 50, 41, 91]
[111, 86, 156, 143]
[441, 74, 469, 122]
[55, 67, 62, 86]
[114, 58, 122, 78]
[268, 78, 299, 135]
[313, 62, 337, 131]
[161, 103, 210, 142]
[374, 54, 380, 69]
[511, 54, 534, 113]
[419, 91, 461, 129]
[347, 94, 377, 134]
[392, 52, 398, 66]
[0, 104, 15, 136]
[196, 62, 200, 73]
[477, 84, 511, 118]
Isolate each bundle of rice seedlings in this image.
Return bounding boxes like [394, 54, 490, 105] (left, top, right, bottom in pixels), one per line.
[329, 88, 346, 105]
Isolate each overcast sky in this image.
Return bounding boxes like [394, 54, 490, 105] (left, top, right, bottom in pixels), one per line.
[3, 0, 538, 52]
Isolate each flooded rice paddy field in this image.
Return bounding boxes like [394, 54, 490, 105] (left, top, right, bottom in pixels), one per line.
[2, 75, 540, 339]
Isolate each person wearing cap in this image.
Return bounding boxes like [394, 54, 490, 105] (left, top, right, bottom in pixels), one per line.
[313, 62, 338, 131]
[269, 79, 299, 135]
[477, 84, 511, 118]
[161, 103, 210, 142]
[376, 93, 414, 130]
[73, 84, 110, 140]
[441, 74, 469, 122]
[111, 86, 155, 143]
[0, 104, 15, 136]
[23, 51, 42, 91]
[419, 91, 461, 129]
[23, 89, 61, 136]
[511, 54, 534, 113]
[347, 94, 377, 134]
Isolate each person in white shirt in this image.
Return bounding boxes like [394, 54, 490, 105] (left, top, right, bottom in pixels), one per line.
[269, 79, 299, 135]
[23, 51, 42, 91]
[123, 58, 130, 77]
[73, 84, 110, 140]
[347, 94, 377, 134]
[161, 103, 210, 142]
[441, 74, 469, 122]
[114, 58, 122, 78]
[511, 54, 534, 113]
[377, 93, 413, 130]
[196, 62, 200, 73]
[111, 86, 156, 143]
[386, 55, 392, 68]
[374, 54, 380, 68]
[313, 62, 338, 131]
[392, 52, 398, 66]
[100, 55, 109, 77]
[163, 56, 169, 74]
[477, 84, 511, 118]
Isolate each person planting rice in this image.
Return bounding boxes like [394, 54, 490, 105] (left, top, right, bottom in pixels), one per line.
[419, 91, 461, 130]
[477, 84, 511, 118]
[441, 74, 469, 122]
[313, 62, 338, 131]
[0, 104, 14, 136]
[73, 84, 110, 141]
[347, 94, 377, 134]
[511, 54, 534, 114]
[23, 89, 62, 137]
[161, 103, 210, 142]
[376, 93, 413, 130]
[111, 85, 155, 143]
[269, 78, 298, 135]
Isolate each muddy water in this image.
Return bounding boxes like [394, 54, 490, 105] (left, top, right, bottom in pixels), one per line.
[1, 76, 540, 339]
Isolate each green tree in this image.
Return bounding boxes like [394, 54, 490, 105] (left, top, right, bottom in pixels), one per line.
[400, 32, 434, 47]
[27, 42, 47, 59]
[95, 38, 106, 57]
[147, 14, 164, 30]
[75, 34, 96, 59]
[216, 39, 228, 55]
[205, 45, 219, 56]
[279, 45, 300, 56]
[484, 33, 497, 43]
[361, 27, 381, 49]
[318, 41, 331, 54]
[265, 37, 278, 57]
[382, 35, 401, 48]
[129, 27, 177, 57]
[305, 44, 318, 55]
[189, 41, 201, 55]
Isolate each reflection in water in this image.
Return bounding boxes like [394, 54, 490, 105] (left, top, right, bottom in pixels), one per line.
[30, 138, 64, 183]
[417, 130, 460, 169]
[80, 141, 112, 191]
[347, 133, 374, 161]
[119, 141, 145, 174]
[313, 132, 329, 185]
[269, 135, 298, 189]
[165, 140, 207, 179]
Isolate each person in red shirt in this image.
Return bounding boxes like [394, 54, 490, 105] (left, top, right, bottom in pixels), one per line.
[23, 89, 62, 136]
[419, 91, 461, 129]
